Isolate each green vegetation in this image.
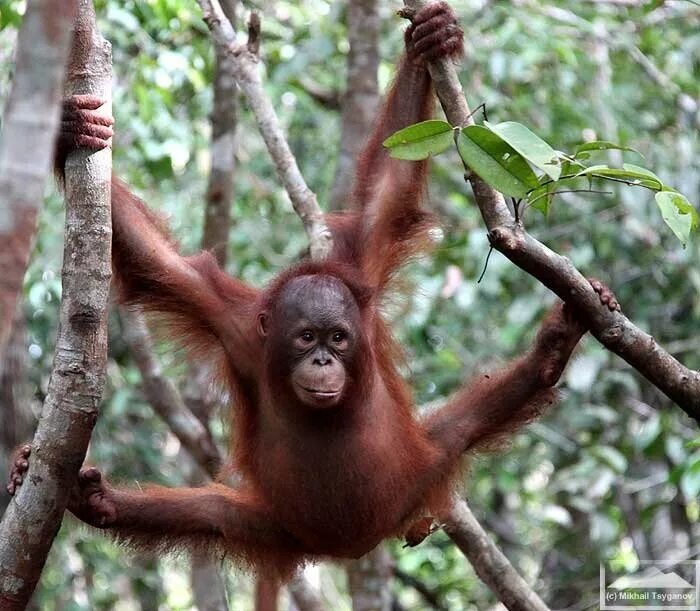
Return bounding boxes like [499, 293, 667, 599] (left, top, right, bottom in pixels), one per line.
[1, 0, 698, 608]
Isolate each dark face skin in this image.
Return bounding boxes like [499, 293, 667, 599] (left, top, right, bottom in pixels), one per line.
[260, 275, 362, 408]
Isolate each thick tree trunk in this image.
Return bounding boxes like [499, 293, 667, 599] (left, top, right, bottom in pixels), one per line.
[0, 2, 112, 607]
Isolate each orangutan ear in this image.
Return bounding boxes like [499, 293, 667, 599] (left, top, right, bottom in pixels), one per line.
[257, 312, 268, 339]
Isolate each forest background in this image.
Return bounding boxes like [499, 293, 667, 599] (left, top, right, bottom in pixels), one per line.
[0, 0, 698, 609]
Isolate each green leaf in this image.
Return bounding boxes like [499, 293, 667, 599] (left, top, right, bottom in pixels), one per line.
[457, 126, 540, 198]
[527, 185, 554, 217]
[655, 191, 699, 246]
[575, 164, 663, 190]
[623, 163, 663, 187]
[560, 158, 586, 177]
[383, 120, 453, 161]
[574, 141, 640, 158]
[484, 120, 561, 180]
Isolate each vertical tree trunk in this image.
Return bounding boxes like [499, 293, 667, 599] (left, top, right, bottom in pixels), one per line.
[188, 1, 238, 607]
[0, 0, 78, 363]
[202, 0, 239, 266]
[347, 547, 393, 611]
[328, 0, 380, 211]
[0, 2, 112, 607]
[190, 551, 229, 611]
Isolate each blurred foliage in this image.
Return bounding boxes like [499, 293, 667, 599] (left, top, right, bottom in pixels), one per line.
[1, 0, 699, 609]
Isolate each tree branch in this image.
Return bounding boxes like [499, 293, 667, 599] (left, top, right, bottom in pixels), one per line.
[0, 1, 111, 606]
[402, 0, 700, 424]
[444, 499, 550, 611]
[202, 0, 239, 267]
[328, 0, 380, 211]
[119, 308, 222, 479]
[195, 0, 333, 261]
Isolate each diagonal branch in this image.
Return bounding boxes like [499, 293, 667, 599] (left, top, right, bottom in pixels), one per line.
[119, 308, 223, 479]
[403, 0, 700, 425]
[195, 0, 333, 261]
[444, 499, 550, 611]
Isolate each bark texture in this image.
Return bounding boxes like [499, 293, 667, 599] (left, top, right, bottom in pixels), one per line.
[329, 0, 380, 210]
[0, 2, 111, 607]
[0, 0, 78, 363]
[196, 0, 333, 260]
[202, 0, 239, 266]
[445, 500, 550, 611]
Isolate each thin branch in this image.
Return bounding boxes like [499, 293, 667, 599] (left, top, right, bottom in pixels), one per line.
[444, 499, 550, 611]
[0, 1, 111, 606]
[402, 0, 700, 425]
[119, 308, 222, 479]
[195, 0, 333, 260]
[0, 0, 78, 363]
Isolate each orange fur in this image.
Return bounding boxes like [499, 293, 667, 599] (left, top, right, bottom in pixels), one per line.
[47, 2, 591, 581]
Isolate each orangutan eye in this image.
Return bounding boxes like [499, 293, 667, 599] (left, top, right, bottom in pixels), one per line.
[332, 331, 347, 344]
[300, 330, 314, 343]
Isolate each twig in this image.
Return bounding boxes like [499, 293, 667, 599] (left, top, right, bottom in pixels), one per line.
[402, 0, 700, 424]
[196, 0, 333, 260]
